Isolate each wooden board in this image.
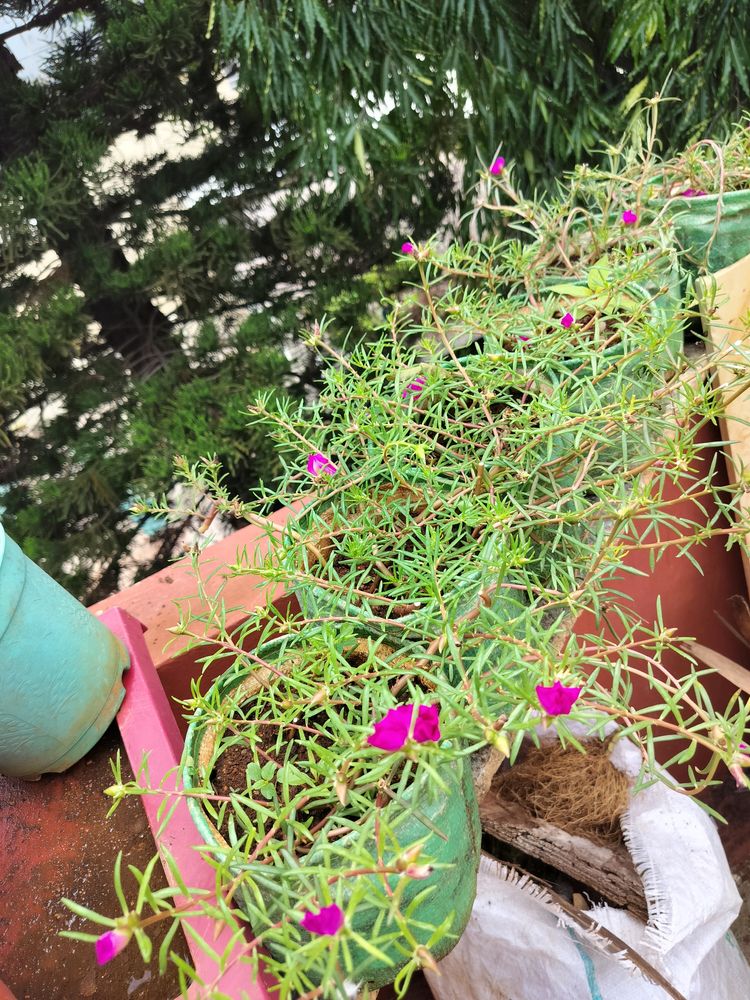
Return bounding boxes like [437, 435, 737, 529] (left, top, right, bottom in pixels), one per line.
[698, 254, 750, 595]
[479, 779, 648, 921]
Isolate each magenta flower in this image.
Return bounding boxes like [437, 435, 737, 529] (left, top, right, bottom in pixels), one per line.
[412, 704, 441, 743]
[621, 209, 638, 225]
[490, 157, 505, 175]
[306, 452, 337, 477]
[560, 312, 574, 329]
[536, 680, 582, 716]
[300, 903, 344, 936]
[401, 241, 415, 255]
[518, 335, 530, 342]
[402, 375, 427, 399]
[95, 928, 131, 966]
[368, 704, 441, 751]
[676, 188, 707, 198]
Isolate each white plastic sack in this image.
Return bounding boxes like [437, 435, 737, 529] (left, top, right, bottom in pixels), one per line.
[426, 730, 750, 1000]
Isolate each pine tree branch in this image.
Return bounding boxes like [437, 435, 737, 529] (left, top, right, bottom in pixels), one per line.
[0, 1, 80, 42]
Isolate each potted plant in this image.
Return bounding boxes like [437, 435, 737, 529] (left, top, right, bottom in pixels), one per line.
[181, 628, 482, 993]
[0, 522, 129, 779]
[61, 215, 750, 999]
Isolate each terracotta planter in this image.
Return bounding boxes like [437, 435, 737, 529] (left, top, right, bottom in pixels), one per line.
[182, 635, 482, 990]
[573, 419, 750, 779]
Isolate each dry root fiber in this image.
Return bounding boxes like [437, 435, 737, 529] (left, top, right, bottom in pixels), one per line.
[496, 741, 630, 845]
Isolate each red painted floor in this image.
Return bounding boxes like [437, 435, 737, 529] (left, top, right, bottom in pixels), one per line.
[0, 724, 188, 1000]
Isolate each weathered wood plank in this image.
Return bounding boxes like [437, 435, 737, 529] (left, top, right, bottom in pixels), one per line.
[479, 785, 648, 920]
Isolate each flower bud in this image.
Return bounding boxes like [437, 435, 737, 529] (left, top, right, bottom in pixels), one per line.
[414, 946, 439, 974]
[404, 863, 434, 880]
[95, 927, 132, 965]
[334, 771, 349, 806]
[729, 761, 748, 789]
[396, 843, 423, 872]
[309, 685, 329, 707]
[710, 725, 727, 749]
[484, 728, 510, 758]
[104, 783, 127, 799]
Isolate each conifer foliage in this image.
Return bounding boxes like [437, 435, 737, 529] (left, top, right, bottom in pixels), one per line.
[1, 0, 749, 598]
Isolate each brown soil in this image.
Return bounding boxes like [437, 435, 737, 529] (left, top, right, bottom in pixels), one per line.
[212, 714, 339, 845]
[213, 722, 285, 796]
[213, 719, 333, 799]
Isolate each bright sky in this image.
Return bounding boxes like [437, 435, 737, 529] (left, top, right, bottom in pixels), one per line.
[1, 16, 56, 79]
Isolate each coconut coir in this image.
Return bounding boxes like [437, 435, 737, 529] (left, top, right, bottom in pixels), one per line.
[495, 740, 630, 846]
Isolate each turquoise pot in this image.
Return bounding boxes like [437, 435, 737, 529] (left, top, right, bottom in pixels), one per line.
[182, 642, 481, 990]
[0, 524, 129, 778]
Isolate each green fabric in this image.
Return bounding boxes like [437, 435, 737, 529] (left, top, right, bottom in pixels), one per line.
[667, 190, 750, 272]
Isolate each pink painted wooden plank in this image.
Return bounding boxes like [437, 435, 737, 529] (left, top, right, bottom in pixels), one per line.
[101, 607, 276, 1000]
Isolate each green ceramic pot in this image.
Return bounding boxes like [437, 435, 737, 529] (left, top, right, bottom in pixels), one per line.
[0, 523, 129, 778]
[182, 638, 481, 990]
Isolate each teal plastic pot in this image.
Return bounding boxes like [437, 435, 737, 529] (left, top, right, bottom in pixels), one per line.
[182, 641, 481, 990]
[0, 524, 129, 778]
[665, 189, 750, 273]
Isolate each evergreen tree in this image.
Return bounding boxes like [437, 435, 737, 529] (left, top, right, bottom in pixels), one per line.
[1, 0, 749, 599]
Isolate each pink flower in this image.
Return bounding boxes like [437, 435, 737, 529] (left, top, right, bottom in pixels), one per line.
[412, 704, 441, 743]
[402, 375, 427, 399]
[621, 209, 638, 225]
[676, 188, 707, 198]
[95, 928, 131, 966]
[560, 312, 574, 329]
[536, 680, 582, 716]
[300, 903, 344, 936]
[490, 157, 505, 175]
[306, 452, 337, 477]
[401, 242, 415, 255]
[368, 704, 441, 751]
[730, 746, 750, 788]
